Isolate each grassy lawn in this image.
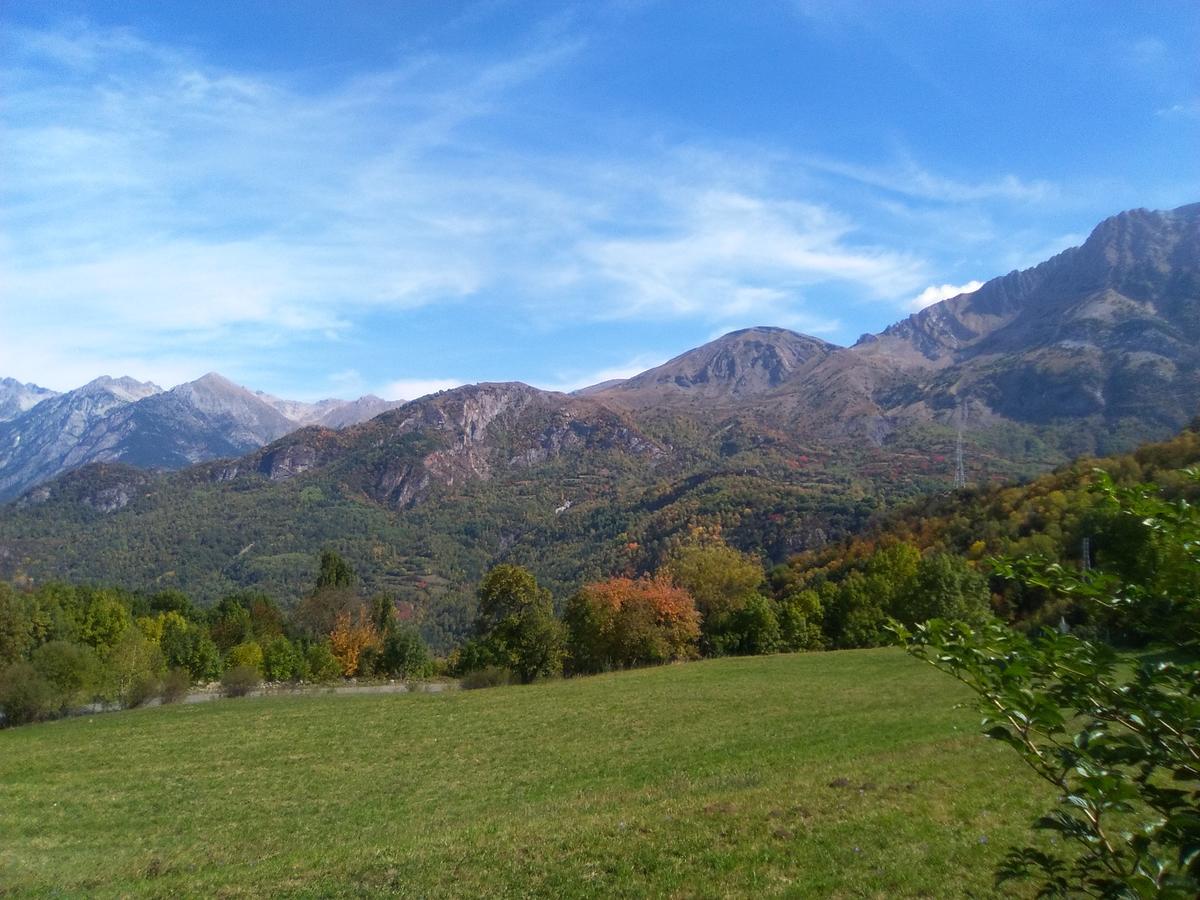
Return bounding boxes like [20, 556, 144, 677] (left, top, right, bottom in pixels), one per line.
[0, 649, 1049, 897]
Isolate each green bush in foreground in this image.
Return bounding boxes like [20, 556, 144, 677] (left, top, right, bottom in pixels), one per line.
[261, 635, 304, 682]
[225, 641, 264, 675]
[897, 470, 1200, 897]
[0, 661, 55, 725]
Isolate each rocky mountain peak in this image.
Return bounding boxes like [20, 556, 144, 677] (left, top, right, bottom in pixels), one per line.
[866, 202, 1200, 369]
[590, 326, 838, 408]
[0, 378, 58, 423]
[77, 376, 163, 402]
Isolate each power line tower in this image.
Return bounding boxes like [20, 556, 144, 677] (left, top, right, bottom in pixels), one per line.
[952, 399, 967, 489]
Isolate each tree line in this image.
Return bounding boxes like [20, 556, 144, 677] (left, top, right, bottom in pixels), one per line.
[0, 550, 432, 725]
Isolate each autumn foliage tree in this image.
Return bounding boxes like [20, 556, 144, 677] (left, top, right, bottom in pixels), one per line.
[328, 606, 380, 677]
[564, 576, 700, 674]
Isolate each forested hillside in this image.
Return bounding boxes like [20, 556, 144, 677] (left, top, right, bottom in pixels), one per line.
[771, 420, 1200, 646]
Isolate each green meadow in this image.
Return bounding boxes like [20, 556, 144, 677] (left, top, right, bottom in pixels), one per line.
[1, 649, 1048, 898]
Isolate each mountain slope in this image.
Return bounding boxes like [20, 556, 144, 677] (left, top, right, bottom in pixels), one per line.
[0, 376, 163, 499]
[764, 202, 1200, 444]
[0, 373, 404, 499]
[253, 392, 401, 428]
[1, 202, 1197, 647]
[313, 395, 403, 428]
[0, 377, 992, 647]
[0, 378, 57, 423]
[587, 326, 837, 409]
[65, 373, 303, 471]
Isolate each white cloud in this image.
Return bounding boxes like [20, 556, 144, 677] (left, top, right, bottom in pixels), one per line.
[580, 190, 929, 320]
[0, 20, 1079, 392]
[906, 280, 983, 313]
[378, 379, 465, 402]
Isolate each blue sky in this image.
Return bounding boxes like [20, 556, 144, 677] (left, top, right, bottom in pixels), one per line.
[2, 1, 1198, 401]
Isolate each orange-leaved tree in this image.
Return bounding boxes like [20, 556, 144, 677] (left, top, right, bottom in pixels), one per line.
[564, 576, 699, 674]
[328, 606, 379, 677]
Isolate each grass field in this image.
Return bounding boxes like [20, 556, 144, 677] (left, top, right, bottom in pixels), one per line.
[0, 649, 1050, 897]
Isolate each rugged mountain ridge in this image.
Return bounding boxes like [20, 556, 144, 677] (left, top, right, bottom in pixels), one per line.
[0, 373, 401, 500]
[747, 202, 1200, 442]
[254, 392, 401, 429]
[0, 376, 163, 499]
[239, 381, 663, 509]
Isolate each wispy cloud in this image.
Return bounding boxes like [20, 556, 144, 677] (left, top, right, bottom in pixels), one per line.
[0, 18, 1077, 393]
[802, 154, 1056, 204]
[580, 190, 928, 320]
[1157, 99, 1200, 120]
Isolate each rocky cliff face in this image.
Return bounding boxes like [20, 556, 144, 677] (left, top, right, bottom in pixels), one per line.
[241, 382, 663, 509]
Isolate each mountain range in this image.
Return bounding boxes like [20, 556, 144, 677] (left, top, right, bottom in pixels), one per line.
[1, 202, 1196, 647]
[0, 374, 400, 500]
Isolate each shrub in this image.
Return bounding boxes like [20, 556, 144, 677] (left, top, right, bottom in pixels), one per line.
[225, 641, 264, 675]
[159, 613, 195, 669]
[727, 594, 782, 655]
[328, 607, 380, 677]
[159, 668, 192, 704]
[30, 640, 101, 713]
[78, 593, 133, 654]
[124, 672, 161, 709]
[209, 598, 253, 652]
[261, 636, 303, 682]
[220, 665, 260, 698]
[304, 643, 341, 682]
[0, 661, 55, 726]
[101, 628, 164, 709]
[460, 666, 513, 690]
[378, 625, 433, 679]
[778, 590, 825, 651]
[449, 638, 498, 676]
[565, 576, 700, 674]
[896, 470, 1200, 896]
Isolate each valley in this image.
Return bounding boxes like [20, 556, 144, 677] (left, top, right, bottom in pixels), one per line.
[1, 204, 1196, 649]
